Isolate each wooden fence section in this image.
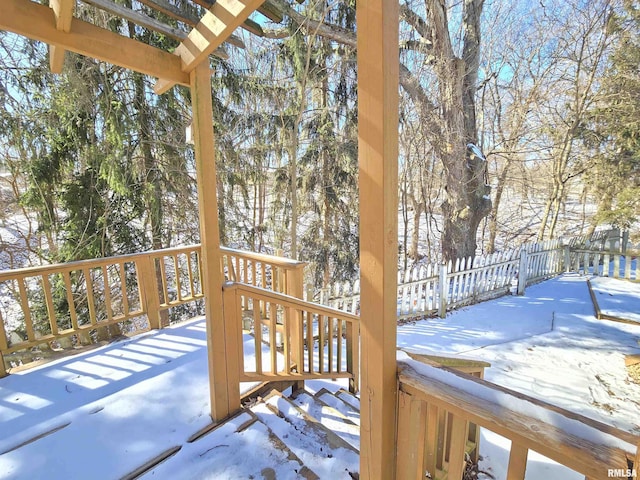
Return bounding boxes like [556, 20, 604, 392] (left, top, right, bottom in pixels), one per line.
[222, 282, 359, 393]
[323, 232, 629, 320]
[323, 240, 565, 319]
[396, 354, 640, 480]
[0, 245, 305, 376]
[571, 244, 640, 281]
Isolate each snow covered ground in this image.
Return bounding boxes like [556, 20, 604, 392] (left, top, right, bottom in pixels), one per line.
[398, 273, 640, 479]
[0, 273, 639, 479]
[590, 276, 640, 324]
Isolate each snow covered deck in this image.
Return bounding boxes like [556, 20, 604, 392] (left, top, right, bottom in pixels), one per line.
[1, 273, 639, 479]
[0, 319, 276, 479]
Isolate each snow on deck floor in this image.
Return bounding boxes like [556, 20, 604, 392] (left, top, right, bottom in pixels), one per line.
[398, 273, 640, 479]
[0, 320, 273, 480]
[0, 273, 639, 479]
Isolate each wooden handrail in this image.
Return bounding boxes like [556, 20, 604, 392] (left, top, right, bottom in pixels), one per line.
[220, 247, 306, 268]
[396, 354, 638, 479]
[223, 282, 360, 393]
[0, 244, 199, 279]
[0, 245, 306, 376]
[223, 283, 359, 323]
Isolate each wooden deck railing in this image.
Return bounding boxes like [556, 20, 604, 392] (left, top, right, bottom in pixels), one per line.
[222, 282, 359, 393]
[0, 245, 305, 376]
[396, 353, 640, 480]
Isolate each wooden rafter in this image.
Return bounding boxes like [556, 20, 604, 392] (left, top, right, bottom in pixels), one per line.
[240, 17, 264, 37]
[49, 0, 75, 73]
[2, 0, 190, 86]
[137, 0, 201, 26]
[81, 0, 188, 42]
[154, 0, 266, 95]
[83, 0, 245, 52]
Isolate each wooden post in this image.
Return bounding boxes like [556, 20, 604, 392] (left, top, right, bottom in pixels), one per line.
[357, 0, 399, 477]
[517, 250, 527, 295]
[564, 245, 571, 273]
[191, 61, 237, 421]
[137, 255, 163, 330]
[439, 264, 447, 318]
[285, 264, 305, 391]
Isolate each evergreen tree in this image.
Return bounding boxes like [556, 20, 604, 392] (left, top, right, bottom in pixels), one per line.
[589, 0, 640, 229]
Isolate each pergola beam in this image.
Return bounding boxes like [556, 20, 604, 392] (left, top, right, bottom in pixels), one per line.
[2, 0, 190, 87]
[49, 0, 75, 73]
[154, 0, 266, 94]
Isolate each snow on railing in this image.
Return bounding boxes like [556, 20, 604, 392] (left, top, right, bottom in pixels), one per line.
[396, 351, 640, 480]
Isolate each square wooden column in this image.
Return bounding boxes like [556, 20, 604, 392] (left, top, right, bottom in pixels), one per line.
[190, 61, 240, 422]
[357, 1, 400, 479]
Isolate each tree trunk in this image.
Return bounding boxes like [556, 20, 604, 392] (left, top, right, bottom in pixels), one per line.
[427, 0, 491, 261]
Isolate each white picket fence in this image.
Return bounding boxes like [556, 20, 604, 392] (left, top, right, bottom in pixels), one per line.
[321, 230, 629, 319]
[570, 245, 639, 281]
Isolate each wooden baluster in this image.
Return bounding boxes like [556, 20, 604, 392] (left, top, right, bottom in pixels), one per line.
[186, 252, 195, 298]
[119, 262, 129, 316]
[253, 299, 262, 375]
[269, 302, 278, 374]
[396, 391, 427, 480]
[436, 410, 447, 470]
[506, 442, 528, 480]
[423, 403, 439, 479]
[345, 319, 358, 392]
[158, 257, 169, 306]
[172, 255, 182, 302]
[196, 250, 204, 292]
[41, 274, 58, 337]
[17, 277, 35, 342]
[232, 256, 240, 283]
[337, 318, 343, 373]
[328, 317, 334, 373]
[446, 415, 468, 480]
[83, 268, 98, 327]
[0, 308, 8, 377]
[318, 315, 325, 374]
[282, 306, 292, 374]
[63, 271, 80, 332]
[306, 311, 313, 374]
[102, 266, 113, 323]
[243, 258, 248, 286]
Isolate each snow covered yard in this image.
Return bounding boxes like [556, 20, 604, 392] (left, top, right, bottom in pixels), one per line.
[0, 272, 638, 479]
[398, 273, 640, 479]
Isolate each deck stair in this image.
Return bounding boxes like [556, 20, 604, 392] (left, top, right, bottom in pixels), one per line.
[135, 388, 362, 479]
